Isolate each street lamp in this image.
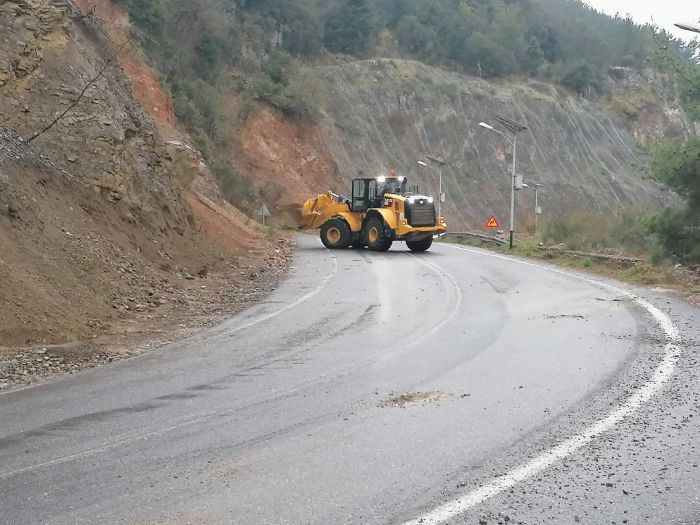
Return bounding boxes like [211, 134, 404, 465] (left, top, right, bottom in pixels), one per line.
[674, 21, 700, 34]
[478, 114, 528, 249]
[417, 155, 447, 218]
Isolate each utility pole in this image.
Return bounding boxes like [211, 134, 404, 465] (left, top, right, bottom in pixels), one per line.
[523, 181, 545, 234]
[418, 154, 448, 218]
[478, 114, 528, 249]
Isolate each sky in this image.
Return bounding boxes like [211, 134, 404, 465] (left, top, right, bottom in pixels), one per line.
[582, 0, 699, 41]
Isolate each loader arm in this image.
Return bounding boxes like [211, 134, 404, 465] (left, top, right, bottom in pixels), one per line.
[300, 192, 352, 230]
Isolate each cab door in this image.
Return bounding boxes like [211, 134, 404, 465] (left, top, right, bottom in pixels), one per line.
[352, 179, 369, 212]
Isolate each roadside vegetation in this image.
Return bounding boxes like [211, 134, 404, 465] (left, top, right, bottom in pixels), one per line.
[645, 46, 700, 264]
[498, 43, 699, 272]
[113, 0, 697, 271]
[445, 203, 699, 296]
[113, 0, 693, 213]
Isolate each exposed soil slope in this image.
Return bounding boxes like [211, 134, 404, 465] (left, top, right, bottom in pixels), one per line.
[0, 0, 289, 389]
[235, 104, 341, 224]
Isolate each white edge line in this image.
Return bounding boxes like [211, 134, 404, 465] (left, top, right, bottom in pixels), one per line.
[0, 248, 455, 480]
[0, 248, 340, 476]
[0, 242, 338, 398]
[223, 249, 338, 337]
[402, 244, 681, 525]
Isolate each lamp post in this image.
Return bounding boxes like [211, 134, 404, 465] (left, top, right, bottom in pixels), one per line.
[418, 154, 447, 218]
[478, 114, 528, 249]
[674, 21, 700, 34]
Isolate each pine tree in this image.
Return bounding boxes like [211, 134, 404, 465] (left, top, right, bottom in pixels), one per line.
[324, 0, 375, 55]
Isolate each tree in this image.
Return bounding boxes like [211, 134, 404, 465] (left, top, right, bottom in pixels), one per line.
[641, 37, 700, 263]
[645, 137, 700, 263]
[560, 62, 604, 96]
[518, 35, 545, 76]
[324, 0, 376, 55]
[120, 0, 165, 35]
[395, 15, 438, 59]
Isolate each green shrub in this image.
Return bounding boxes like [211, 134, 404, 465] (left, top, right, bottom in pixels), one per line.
[646, 136, 700, 263]
[249, 51, 323, 118]
[211, 163, 258, 214]
[119, 0, 165, 35]
[543, 210, 663, 259]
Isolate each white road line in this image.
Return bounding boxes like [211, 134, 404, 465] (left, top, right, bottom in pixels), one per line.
[0, 241, 339, 399]
[375, 252, 465, 360]
[222, 249, 338, 337]
[0, 247, 453, 480]
[0, 250, 341, 476]
[402, 244, 681, 525]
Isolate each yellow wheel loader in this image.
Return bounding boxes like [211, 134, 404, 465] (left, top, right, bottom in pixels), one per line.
[300, 176, 447, 252]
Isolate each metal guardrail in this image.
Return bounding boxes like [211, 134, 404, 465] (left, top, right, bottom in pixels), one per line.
[440, 232, 509, 246]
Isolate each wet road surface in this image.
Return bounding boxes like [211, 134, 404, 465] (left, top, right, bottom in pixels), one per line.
[1, 235, 698, 524]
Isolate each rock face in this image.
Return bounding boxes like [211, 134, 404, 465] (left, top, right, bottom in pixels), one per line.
[308, 59, 686, 229]
[0, 0, 269, 348]
[0, 0, 181, 222]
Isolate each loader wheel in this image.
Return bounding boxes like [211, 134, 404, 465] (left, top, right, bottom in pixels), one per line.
[406, 236, 433, 252]
[320, 218, 352, 249]
[363, 217, 393, 252]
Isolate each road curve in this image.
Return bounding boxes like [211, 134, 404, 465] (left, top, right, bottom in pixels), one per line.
[1, 234, 698, 524]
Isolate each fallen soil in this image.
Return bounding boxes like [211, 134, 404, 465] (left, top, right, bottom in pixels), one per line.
[0, 229, 293, 392]
[0, 1, 294, 391]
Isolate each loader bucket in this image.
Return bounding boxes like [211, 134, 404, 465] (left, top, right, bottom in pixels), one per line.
[299, 193, 349, 230]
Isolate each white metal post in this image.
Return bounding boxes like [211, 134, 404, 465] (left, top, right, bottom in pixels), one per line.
[438, 165, 443, 218]
[509, 134, 516, 249]
[534, 186, 539, 233]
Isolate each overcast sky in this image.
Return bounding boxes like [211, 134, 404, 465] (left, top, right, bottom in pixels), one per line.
[582, 0, 698, 41]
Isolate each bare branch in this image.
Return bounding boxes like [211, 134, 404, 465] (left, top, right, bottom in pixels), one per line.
[27, 37, 131, 143]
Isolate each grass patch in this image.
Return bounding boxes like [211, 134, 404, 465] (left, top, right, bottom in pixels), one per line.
[440, 234, 689, 292]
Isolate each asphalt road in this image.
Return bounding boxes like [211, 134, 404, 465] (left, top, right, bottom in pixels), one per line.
[1, 234, 699, 524]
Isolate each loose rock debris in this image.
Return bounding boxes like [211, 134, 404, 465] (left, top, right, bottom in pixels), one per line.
[379, 391, 468, 408]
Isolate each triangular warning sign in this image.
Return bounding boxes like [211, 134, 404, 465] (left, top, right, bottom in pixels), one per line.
[485, 215, 500, 229]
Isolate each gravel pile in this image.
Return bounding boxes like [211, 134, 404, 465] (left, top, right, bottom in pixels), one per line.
[0, 124, 71, 177]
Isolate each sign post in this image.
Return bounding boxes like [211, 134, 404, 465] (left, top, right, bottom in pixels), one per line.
[259, 203, 271, 227]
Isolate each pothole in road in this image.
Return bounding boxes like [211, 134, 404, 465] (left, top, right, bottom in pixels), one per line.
[379, 390, 468, 408]
[544, 314, 588, 320]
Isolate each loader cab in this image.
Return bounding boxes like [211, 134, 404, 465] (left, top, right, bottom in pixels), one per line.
[351, 176, 407, 212]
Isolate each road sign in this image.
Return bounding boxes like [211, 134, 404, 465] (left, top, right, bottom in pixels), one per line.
[260, 203, 271, 226]
[485, 215, 500, 229]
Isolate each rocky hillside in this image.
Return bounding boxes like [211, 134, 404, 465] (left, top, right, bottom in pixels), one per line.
[0, 0, 284, 354]
[96, 0, 694, 235]
[238, 59, 687, 232]
[227, 59, 692, 228]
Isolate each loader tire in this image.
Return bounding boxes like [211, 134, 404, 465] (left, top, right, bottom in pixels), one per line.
[363, 217, 393, 252]
[320, 218, 352, 249]
[406, 236, 433, 252]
